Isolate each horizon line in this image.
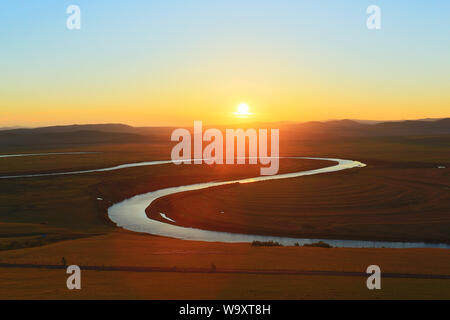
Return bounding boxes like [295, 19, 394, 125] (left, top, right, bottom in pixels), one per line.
[1, 117, 449, 130]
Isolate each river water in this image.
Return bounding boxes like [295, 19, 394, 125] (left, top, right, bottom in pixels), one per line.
[2, 154, 448, 248]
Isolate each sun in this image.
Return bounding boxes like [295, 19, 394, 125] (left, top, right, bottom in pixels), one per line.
[237, 103, 249, 114]
[234, 103, 252, 117]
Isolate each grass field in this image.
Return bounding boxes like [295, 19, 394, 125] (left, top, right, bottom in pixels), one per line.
[0, 136, 449, 299]
[148, 162, 450, 243]
[2, 268, 449, 300]
[0, 232, 449, 300]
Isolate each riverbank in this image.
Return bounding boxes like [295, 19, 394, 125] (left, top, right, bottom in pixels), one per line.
[147, 160, 450, 245]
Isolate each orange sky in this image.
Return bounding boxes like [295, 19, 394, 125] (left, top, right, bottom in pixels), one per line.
[1, 1, 449, 127]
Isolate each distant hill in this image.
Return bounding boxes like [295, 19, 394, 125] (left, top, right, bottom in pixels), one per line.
[371, 119, 450, 136]
[336, 118, 447, 125]
[0, 118, 448, 148]
[5, 123, 135, 134]
[0, 130, 150, 148]
[282, 118, 450, 139]
[0, 126, 28, 131]
[0, 124, 174, 148]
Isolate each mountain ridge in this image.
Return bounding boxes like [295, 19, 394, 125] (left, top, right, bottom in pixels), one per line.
[0, 118, 448, 148]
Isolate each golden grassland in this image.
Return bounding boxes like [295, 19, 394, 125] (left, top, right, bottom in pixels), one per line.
[2, 232, 450, 275]
[0, 232, 449, 300]
[0, 156, 329, 233]
[0, 143, 172, 176]
[149, 164, 450, 243]
[2, 269, 449, 300]
[0, 137, 449, 299]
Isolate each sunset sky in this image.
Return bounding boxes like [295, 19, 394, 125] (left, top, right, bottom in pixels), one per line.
[1, 1, 449, 127]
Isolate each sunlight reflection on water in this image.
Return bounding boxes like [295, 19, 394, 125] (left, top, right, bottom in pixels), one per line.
[108, 157, 450, 249]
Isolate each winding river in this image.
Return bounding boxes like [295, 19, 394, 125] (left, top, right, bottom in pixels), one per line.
[0, 152, 97, 159]
[2, 154, 449, 249]
[106, 157, 450, 249]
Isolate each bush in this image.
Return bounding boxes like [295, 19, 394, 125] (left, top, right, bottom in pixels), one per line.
[251, 241, 283, 247]
[303, 241, 333, 248]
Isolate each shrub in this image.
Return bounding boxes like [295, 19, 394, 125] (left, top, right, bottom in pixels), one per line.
[251, 241, 283, 247]
[303, 241, 333, 248]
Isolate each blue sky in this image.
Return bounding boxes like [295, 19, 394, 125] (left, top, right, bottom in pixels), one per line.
[0, 1, 449, 126]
